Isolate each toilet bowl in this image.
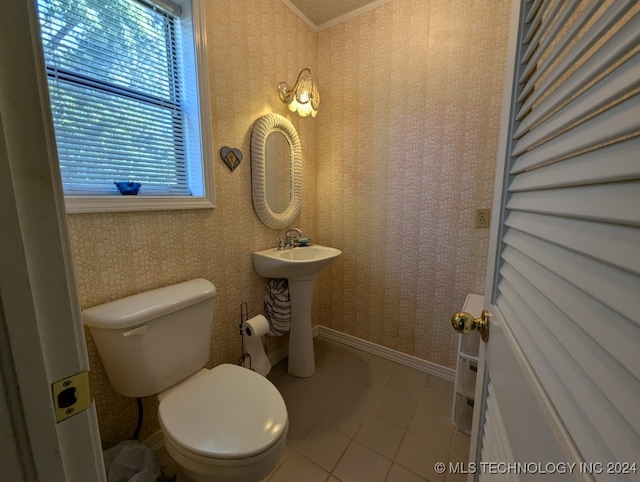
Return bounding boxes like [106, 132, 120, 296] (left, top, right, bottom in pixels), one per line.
[158, 364, 288, 482]
[164, 430, 286, 482]
[82, 279, 288, 482]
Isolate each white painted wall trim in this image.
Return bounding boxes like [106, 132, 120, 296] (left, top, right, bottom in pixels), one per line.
[279, 0, 317, 31]
[316, 326, 455, 381]
[1, 0, 106, 479]
[143, 431, 166, 451]
[314, 0, 396, 31]
[279, 0, 397, 32]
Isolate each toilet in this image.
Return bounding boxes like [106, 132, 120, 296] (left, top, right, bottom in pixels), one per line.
[82, 279, 288, 482]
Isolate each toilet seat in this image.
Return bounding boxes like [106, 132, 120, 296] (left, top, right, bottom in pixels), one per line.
[158, 364, 288, 460]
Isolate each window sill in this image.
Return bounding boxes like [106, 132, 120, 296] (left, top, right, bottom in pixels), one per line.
[65, 195, 215, 214]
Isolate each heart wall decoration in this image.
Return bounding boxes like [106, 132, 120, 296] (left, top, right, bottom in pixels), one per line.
[220, 146, 242, 172]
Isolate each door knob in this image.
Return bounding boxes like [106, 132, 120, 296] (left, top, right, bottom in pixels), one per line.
[451, 310, 490, 342]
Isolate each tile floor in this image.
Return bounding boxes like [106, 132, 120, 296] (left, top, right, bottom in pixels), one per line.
[159, 337, 470, 482]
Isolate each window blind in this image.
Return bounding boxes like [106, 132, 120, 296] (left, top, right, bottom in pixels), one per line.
[38, 0, 190, 196]
[494, 0, 640, 475]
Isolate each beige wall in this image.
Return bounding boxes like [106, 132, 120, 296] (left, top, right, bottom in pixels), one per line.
[66, 0, 510, 448]
[315, 0, 510, 366]
[67, 0, 318, 447]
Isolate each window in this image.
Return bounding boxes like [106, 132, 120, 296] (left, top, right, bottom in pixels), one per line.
[37, 0, 214, 212]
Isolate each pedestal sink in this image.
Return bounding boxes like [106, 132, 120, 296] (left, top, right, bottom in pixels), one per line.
[252, 245, 342, 377]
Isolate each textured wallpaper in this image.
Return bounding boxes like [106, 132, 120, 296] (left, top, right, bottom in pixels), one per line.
[67, 0, 318, 447]
[66, 0, 510, 448]
[315, 0, 510, 366]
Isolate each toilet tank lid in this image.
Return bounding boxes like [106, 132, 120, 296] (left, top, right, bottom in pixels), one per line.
[82, 278, 216, 330]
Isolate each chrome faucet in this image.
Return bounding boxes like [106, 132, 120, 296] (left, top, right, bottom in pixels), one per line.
[285, 228, 303, 248]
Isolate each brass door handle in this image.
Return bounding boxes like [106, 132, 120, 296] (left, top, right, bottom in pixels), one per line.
[451, 310, 490, 342]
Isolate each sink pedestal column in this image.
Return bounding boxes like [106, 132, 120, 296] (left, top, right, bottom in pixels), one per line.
[287, 278, 316, 377]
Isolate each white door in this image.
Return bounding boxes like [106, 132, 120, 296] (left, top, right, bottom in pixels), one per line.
[0, 1, 105, 480]
[463, 2, 640, 481]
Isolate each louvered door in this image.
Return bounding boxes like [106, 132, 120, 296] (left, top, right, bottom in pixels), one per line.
[469, 1, 640, 481]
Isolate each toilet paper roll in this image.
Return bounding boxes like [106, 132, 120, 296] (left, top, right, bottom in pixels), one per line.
[242, 315, 271, 376]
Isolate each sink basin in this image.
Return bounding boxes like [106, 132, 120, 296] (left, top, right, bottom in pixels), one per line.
[252, 245, 342, 280]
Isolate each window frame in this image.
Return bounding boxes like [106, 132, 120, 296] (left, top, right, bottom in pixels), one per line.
[42, 0, 215, 213]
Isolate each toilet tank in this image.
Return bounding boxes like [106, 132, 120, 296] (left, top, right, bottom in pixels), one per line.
[82, 279, 216, 398]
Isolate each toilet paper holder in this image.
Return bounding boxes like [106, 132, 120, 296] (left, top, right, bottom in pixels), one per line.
[237, 301, 253, 369]
[236, 302, 272, 376]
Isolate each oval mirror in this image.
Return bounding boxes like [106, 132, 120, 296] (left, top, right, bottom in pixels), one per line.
[265, 131, 291, 214]
[251, 113, 302, 229]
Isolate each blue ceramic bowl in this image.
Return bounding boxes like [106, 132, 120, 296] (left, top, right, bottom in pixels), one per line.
[114, 182, 141, 195]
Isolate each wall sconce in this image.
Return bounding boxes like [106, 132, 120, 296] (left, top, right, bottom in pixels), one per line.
[278, 68, 320, 118]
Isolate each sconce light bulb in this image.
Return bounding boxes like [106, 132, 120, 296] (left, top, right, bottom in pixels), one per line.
[298, 91, 310, 104]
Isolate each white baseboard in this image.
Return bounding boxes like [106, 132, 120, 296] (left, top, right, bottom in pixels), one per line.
[316, 326, 455, 381]
[143, 430, 164, 451]
[267, 345, 288, 367]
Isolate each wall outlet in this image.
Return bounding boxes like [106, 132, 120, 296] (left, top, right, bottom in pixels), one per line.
[475, 208, 491, 228]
